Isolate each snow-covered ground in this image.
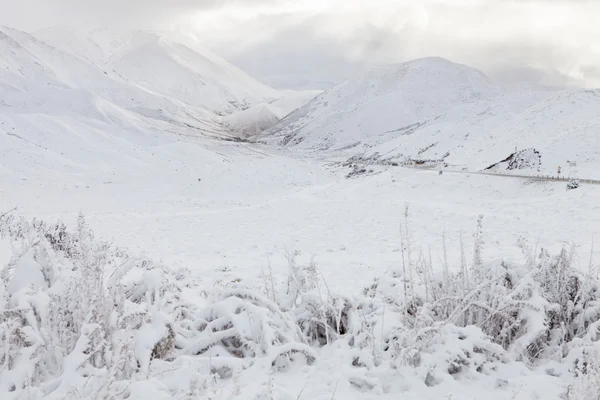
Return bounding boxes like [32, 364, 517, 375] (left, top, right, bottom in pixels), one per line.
[3, 141, 600, 293]
[2, 26, 600, 400]
[3, 138, 600, 399]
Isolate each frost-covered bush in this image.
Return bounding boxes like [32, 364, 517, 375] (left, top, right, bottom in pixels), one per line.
[370, 219, 600, 359]
[386, 324, 509, 385]
[274, 251, 362, 347]
[567, 356, 600, 400]
[356, 214, 600, 398]
[0, 214, 315, 399]
[178, 287, 316, 372]
[0, 213, 184, 397]
[3, 210, 600, 399]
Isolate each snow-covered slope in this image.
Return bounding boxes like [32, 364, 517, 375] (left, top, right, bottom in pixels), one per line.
[0, 26, 321, 181]
[38, 27, 319, 136]
[37, 27, 281, 115]
[366, 88, 600, 177]
[0, 26, 231, 129]
[260, 58, 500, 146]
[261, 57, 600, 177]
[105, 32, 281, 114]
[223, 90, 321, 136]
[269, 90, 323, 117]
[0, 26, 236, 181]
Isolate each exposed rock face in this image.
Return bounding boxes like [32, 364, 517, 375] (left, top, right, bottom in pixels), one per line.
[485, 148, 541, 172]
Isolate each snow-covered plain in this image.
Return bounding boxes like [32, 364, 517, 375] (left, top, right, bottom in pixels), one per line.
[4, 143, 600, 292]
[2, 26, 600, 400]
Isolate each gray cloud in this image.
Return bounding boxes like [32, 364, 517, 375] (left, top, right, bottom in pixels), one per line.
[489, 66, 577, 88]
[209, 1, 600, 89]
[219, 13, 369, 90]
[0, 0, 278, 30]
[0, 0, 598, 89]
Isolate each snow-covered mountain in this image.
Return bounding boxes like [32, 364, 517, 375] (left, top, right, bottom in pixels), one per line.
[260, 57, 600, 177]
[0, 26, 210, 180]
[0, 27, 208, 122]
[36, 27, 281, 114]
[0, 26, 320, 181]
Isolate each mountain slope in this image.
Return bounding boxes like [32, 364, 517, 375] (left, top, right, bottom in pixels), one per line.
[365, 88, 600, 176]
[37, 27, 281, 115]
[0, 26, 258, 181]
[260, 57, 600, 177]
[31, 27, 316, 136]
[0, 26, 225, 131]
[0, 26, 324, 181]
[260, 58, 501, 148]
[223, 90, 321, 136]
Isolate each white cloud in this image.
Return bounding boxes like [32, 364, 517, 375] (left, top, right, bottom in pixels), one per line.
[0, 0, 269, 30]
[0, 0, 598, 88]
[185, 0, 600, 88]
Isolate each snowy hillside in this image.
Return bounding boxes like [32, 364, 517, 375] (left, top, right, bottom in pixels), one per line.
[37, 27, 281, 114]
[0, 26, 229, 181]
[224, 90, 321, 136]
[260, 57, 600, 177]
[0, 26, 320, 181]
[104, 32, 280, 114]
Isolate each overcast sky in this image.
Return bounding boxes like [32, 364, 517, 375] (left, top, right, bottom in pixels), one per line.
[1, 0, 598, 89]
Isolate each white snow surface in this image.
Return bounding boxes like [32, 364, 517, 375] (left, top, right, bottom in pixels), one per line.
[1, 27, 600, 400]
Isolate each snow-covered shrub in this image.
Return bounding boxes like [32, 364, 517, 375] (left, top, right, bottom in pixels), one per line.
[178, 287, 315, 370]
[0, 214, 316, 398]
[567, 179, 580, 190]
[276, 251, 362, 347]
[387, 324, 509, 384]
[363, 215, 600, 384]
[3, 209, 600, 399]
[0, 213, 184, 396]
[565, 346, 600, 400]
